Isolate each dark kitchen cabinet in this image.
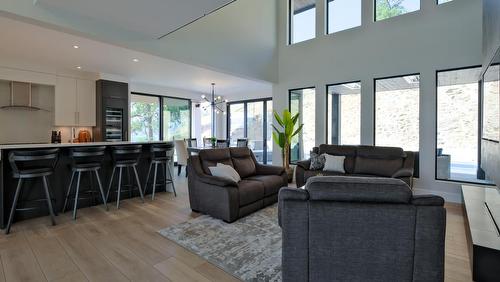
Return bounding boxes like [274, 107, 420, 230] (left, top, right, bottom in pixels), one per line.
[94, 80, 129, 142]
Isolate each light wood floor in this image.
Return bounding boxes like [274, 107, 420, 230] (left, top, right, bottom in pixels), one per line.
[0, 176, 472, 282]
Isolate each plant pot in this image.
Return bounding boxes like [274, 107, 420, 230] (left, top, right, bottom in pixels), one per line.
[285, 167, 294, 183]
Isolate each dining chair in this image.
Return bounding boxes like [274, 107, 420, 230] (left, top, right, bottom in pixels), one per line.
[174, 140, 189, 176]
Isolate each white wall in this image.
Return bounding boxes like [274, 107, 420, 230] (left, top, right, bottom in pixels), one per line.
[273, 0, 483, 202]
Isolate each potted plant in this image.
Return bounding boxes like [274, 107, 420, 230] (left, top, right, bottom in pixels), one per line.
[272, 109, 303, 183]
[210, 137, 217, 148]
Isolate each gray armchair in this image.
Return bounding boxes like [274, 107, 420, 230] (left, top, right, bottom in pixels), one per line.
[278, 176, 446, 282]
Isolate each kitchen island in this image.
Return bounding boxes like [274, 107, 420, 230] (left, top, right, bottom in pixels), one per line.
[0, 141, 173, 228]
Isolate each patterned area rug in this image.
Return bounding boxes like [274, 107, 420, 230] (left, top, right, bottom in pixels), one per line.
[158, 205, 282, 281]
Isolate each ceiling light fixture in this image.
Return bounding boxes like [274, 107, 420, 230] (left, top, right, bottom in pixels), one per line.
[76, 66, 82, 69]
[73, 45, 79, 49]
[132, 58, 139, 62]
[201, 83, 226, 137]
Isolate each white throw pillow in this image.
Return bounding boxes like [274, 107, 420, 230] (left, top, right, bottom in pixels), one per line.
[322, 154, 346, 173]
[209, 163, 241, 182]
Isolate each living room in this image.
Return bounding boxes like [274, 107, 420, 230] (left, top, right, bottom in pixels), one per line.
[0, 0, 499, 281]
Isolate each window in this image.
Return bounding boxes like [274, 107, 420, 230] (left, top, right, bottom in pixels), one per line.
[227, 99, 273, 164]
[200, 101, 213, 139]
[375, 74, 420, 151]
[289, 0, 316, 44]
[131, 94, 160, 141]
[327, 0, 361, 34]
[437, 0, 453, 4]
[482, 64, 500, 142]
[375, 0, 420, 21]
[131, 93, 191, 143]
[437, 67, 494, 184]
[289, 87, 316, 163]
[327, 82, 361, 145]
[163, 97, 191, 140]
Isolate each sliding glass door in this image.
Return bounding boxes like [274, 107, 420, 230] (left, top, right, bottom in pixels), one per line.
[163, 98, 191, 140]
[227, 98, 273, 164]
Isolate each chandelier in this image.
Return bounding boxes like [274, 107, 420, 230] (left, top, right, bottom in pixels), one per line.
[201, 83, 228, 137]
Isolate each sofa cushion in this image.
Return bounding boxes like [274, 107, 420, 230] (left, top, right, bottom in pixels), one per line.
[318, 144, 357, 174]
[246, 175, 284, 196]
[353, 146, 405, 177]
[198, 148, 234, 175]
[309, 152, 326, 170]
[238, 180, 265, 206]
[356, 146, 405, 159]
[230, 147, 257, 178]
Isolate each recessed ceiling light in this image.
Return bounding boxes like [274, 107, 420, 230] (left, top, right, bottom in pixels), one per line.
[76, 66, 82, 69]
[73, 45, 79, 49]
[132, 58, 139, 62]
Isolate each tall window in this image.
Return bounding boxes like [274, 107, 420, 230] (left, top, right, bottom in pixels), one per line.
[131, 93, 191, 142]
[131, 94, 160, 141]
[200, 101, 212, 139]
[290, 88, 316, 163]
[327, 82, 361, 145]
[266, 100, 274, 164]
[437, 67, 493, 184]
[327, 0, 361, 34]
[227, 99, 273, 164]
[289, 0, 316, 44]
[375, 0, 420, 22]
[482, 64, 500, 142]
[375, 74, 420, 151]
[163, 97, 191, 140]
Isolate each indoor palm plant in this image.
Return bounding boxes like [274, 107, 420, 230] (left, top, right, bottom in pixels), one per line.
[272, 109, 303, 182]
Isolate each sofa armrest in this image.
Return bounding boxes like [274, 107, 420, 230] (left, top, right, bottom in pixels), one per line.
[278, 188, 309, 227]
[255, 164, 285, 176]
[296, 159, 311, 170]
[411, 195, 444, 206]
[392, 168, 414, 179]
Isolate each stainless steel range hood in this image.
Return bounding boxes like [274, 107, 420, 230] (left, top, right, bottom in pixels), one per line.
[0, 81, 44, 111]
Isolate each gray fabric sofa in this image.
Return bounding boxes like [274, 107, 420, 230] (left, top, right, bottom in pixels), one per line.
[188, 147, 287, 222]
[278, 176, 446, 282]
[296, 145, 415, 188]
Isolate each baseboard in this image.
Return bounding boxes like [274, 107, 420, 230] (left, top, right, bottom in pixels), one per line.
[412, 187, 463, 203]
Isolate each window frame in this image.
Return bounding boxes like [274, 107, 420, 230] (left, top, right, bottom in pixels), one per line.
[325, 80, 362, 144]
[288, 0, 316, 45]
[434, 65, 495, 186]
[226, 97, 273, 164]
[326, 0, 362, 35]
[373, 73, 420, 151]
[289, 86, 316, 164]
[374, 0, 421, 22]
[131, 92, 192, 142]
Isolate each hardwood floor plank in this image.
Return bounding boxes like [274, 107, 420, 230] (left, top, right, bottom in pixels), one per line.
[0, 253, 5, 282]
[154, 257, 210, 282]
[76, 223, 171, 282]
[194, 262, 240, 282]
[54, 227, 129, 282]
[0, 232, 47, 282]
[24, 229, 88, 282]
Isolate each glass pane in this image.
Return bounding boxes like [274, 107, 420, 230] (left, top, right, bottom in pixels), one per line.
[437, 67, 494, 184]
[290, 88, 316, 163]
[229, 103, 245, 146]
[130, 94, 160, 141]
[200, 102, 212, 139]
[327, 82, 361, 145]
[327, 0, 361, 34]
[247, 102, 264, 163]
[163, 97, 191, 141]
[437, 0, 453, 4]
[483, 64, 500, 141]
[291, 0, 316, 44]
[266, 100, 273, 164]
[375, 75, 420, 151]
[375, 0, 420, 21]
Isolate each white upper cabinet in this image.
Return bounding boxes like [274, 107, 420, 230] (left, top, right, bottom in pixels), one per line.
[76, 79, 96, 126]
[55, 76, 96, 126]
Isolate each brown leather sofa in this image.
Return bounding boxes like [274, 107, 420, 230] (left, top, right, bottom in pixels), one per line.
[296, 145, 415, 188]
[188, 147, 287, 222]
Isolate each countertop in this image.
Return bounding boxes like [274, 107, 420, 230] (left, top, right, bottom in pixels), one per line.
[0, 141, 170, 160]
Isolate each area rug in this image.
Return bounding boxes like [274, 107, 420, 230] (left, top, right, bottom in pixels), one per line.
[158, 204, 282, 281]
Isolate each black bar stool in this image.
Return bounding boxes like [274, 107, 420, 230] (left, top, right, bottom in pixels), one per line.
[144, 143, 177, 200]
[106, 145, 145, 209]
[6, 148, 59, 234]
[62, 146, 108, 219]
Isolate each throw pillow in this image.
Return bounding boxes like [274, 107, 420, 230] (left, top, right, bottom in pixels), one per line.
[323, 154, 346, 173]
[209, 163, 241, 183]
[309, 152, 326, 170]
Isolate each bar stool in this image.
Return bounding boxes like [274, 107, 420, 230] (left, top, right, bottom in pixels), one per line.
[106, 145, 145, 209]
[144, 143, 177, 200]
[6, 148, 59, 234]
[62, 146, 108, 220]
